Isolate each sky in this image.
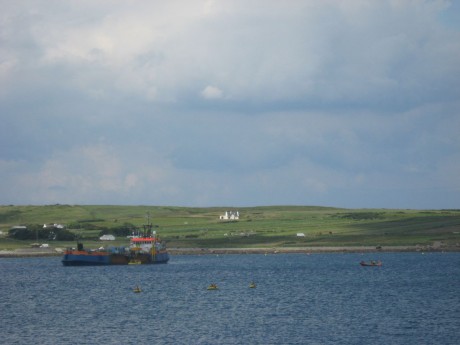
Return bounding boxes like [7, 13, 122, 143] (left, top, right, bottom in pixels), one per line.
[1, 0, 459, 209]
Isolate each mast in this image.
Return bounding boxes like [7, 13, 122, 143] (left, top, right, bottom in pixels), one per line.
[144, 211, 155, 262]
[143, 211, 153, 237]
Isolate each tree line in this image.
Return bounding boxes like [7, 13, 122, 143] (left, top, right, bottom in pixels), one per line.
[8, 225, 75, 241]
[8, 222, 139, 241]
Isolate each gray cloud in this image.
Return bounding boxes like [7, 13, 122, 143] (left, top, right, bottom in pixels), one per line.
[1, 0, 459, 208]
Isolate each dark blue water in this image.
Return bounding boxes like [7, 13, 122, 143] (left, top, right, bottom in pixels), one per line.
[1, 253, 459, 344]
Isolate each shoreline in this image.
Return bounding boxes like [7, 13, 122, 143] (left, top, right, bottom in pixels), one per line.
[1, 245, 459, 258]
[168, 245, 460, 255]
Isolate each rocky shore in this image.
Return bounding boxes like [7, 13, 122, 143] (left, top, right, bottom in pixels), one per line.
[1, 245, 458, 258]
[0, 247, 63, 258]
[168, 245, 459, 255]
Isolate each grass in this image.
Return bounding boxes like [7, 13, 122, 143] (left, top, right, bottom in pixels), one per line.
[1, 205, 460, 249]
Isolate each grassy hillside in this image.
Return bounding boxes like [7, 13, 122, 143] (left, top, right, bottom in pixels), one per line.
[1, 205, 459, 250]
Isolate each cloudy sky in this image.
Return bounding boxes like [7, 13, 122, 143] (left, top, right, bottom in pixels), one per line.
[1, 0, 459, 209]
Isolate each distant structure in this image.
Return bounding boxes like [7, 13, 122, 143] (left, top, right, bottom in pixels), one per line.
[10, 225, 27, 230]
[100, 234, 116, 241]
[219, 211, 239, 220]
[43, 223, 65, 229]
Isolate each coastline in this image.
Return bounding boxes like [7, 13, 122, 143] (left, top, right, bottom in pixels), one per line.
[168, 245, 459, 255]
[1, 245, 459, 258]
[0, 247, 63, 258]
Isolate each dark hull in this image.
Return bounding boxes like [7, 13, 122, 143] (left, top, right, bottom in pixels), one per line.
[360, 262, 382, 267]
[62, 260, 110, 266]
[62, 252, 169, 266]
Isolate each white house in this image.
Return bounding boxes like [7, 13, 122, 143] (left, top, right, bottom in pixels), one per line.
[219, 211, 239, 220]
[11, 225, 27, 230]
[43, 223, 65, 229]
[100, 234, 116, 241]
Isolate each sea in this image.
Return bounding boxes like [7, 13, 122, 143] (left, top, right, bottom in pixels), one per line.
[0, 252, 459, 345]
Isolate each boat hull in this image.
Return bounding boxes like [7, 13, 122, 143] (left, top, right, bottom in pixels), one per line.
[359, 262, 382, 267]
[62, 251, 169, 266]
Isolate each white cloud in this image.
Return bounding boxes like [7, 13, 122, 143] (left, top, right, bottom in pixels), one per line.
[1, 0, 457, 107]
[201, 85, 223, 99]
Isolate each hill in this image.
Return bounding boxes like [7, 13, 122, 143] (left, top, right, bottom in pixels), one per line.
[1, 205, 459, 251]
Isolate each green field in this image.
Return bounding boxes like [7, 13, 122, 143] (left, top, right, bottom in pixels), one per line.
[1, 205, 460, 250]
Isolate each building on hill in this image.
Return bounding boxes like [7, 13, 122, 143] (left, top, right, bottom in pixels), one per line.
[43, 223, 65, 229]
[219, 211, 239, 220]
[100, 234, 116, 241]
[10, 225, 27, 230]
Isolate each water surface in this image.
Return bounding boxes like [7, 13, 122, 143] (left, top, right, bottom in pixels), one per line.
[1, 252, 459, 344]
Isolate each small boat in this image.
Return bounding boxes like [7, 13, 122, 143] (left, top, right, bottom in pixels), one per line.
[360, 260, 382, 267]
[249, 282, 256, 288]
[133, 286, 142, 293]
[207, 283, 218, 290]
